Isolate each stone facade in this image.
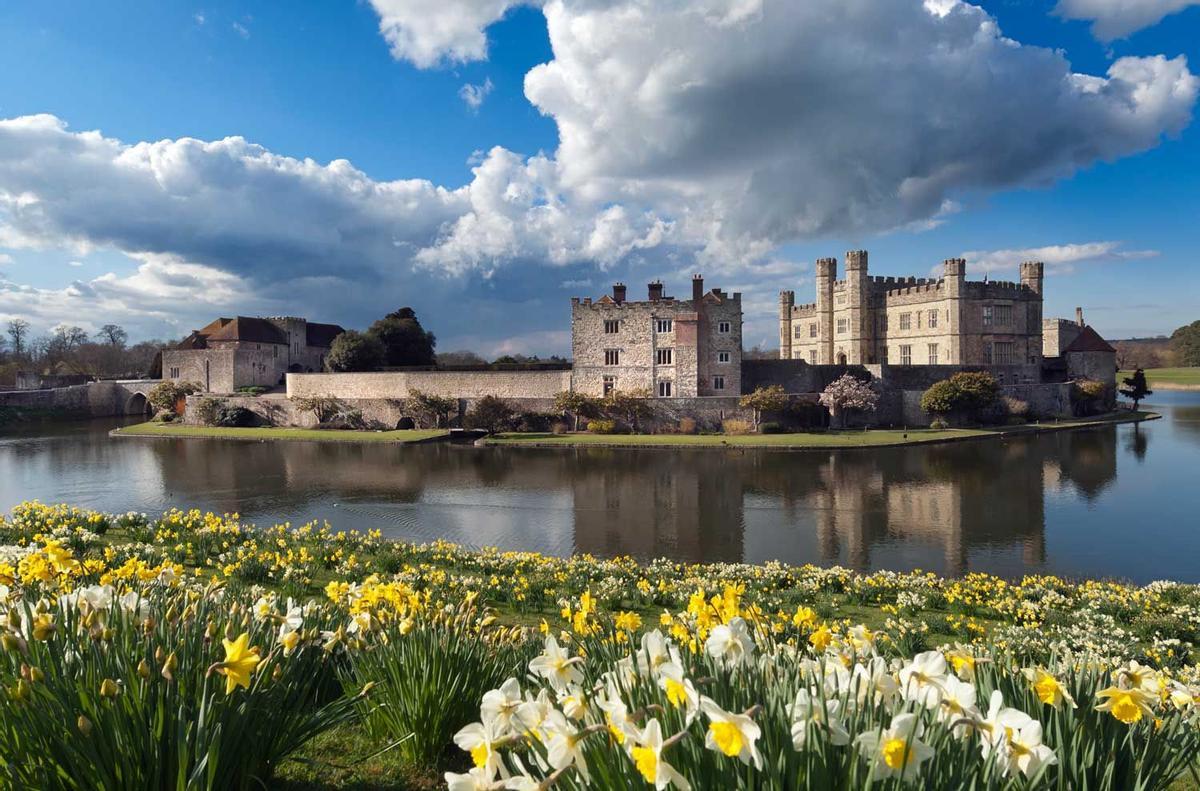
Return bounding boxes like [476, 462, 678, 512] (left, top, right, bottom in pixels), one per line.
[287, 370, 573, 401]
[570, 277, 742, 398]
[780, 252, 1043, 372]
[162, 316, 344, 393]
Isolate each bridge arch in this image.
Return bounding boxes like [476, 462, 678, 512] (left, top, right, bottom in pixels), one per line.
[125, 391, 153, 416]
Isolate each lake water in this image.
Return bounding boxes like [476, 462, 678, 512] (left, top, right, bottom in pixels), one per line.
[2, 392, 1198, 583]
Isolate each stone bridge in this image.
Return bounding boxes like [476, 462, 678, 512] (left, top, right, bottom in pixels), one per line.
[0, 379, 162, 418]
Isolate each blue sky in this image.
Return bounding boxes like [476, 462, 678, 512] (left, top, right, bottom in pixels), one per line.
[0, 0, 1197, 354]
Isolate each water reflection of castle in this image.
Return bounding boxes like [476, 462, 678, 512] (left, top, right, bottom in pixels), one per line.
[148, 428, 1118, 578]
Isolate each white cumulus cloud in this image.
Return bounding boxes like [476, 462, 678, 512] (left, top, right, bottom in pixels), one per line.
[367, 0, 536, 69]
[960, 241, 1159, 275]
[459, 77, 494, 111]
[1054, 0, 1200, 40]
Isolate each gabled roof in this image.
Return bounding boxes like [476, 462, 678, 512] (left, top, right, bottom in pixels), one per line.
[305, 322, 345, 348]
[206, 316, 289, 345]
[1064, 325, 1116, 354]
[174, 331, 209, 350]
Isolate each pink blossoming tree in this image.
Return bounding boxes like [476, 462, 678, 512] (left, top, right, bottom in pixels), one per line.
[819, 374, 880, 429]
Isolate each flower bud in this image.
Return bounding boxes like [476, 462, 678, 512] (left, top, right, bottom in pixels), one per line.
[137, 660, 151, 679]
[99, 678, 120, 699]
[77, 715, 93, 735]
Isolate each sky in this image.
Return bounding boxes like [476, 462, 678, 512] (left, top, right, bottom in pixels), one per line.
[0, 0, 1197, 356]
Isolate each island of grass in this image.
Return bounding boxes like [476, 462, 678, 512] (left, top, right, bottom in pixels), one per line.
[112, 422, 448, 443]
[483, 410, 1159, 449]
[1119, 367, 1200, 390]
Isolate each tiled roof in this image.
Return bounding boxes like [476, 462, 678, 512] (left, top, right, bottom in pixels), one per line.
[305, 322, 345, 348]
[1064, 325, 1116, 354]
[206, 317, 289, 345]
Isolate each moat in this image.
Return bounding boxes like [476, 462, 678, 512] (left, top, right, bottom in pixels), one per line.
[3, 391, 1198, 584]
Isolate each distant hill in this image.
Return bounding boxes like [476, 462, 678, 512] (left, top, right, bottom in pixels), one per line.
[1110, 336, 1175, 369]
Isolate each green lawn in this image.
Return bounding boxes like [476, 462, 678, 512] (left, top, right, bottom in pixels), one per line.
[1119, 367, 1200, 388]
[485, 412, 1155, 449]
[112, 423, 448, 443]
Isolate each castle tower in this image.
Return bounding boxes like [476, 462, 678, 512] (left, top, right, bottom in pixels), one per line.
[1020, 261, 1044, 295]
[1021, 261, 1045, 365]
[779, 290, 795, 359]
[943, 258, 966, 365]
[815, 257, 837, 364]
[844, 250, 869, 364]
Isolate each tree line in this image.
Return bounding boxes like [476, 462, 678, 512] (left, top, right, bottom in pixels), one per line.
[0, 318, 168, 387]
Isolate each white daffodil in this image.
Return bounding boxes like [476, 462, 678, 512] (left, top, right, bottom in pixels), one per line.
[79, 584, 114, 612]
[790, 688, 850, 749]
[657, 662, 700, 724]
[997, 719, 1057, 779]
[482, 678, 524, 736]
[514, 690, 554, 742]
[595, 686, 639, 746]
[978, 690, 1035, 762]
[1115, 660, 1160, 695]
[852, 656, 899, 705]
[529, 635, 584, 692]
[898, 650, 947, 708]
[444, 766, 503, 791]
[855, 712, 935, 781]
[280, 597, 303, 633]
[700, 697, 763, 769]
[705, 617, 755, 669]
[847, 624, 877, 655]
[346, 610, 373, 635]
[252, 595, 275, 621]
[542, 709, 591, 783]
[630, 719, 691, 790]
[118, 590, 151, 622]
[937, 674, 981, 736]
[639, 629, 682, 677]
[556, 688, 587, 721]
[1166, 680, 1196, 711]
[156, 565, 179, 586]
[453, 721, 508, 781]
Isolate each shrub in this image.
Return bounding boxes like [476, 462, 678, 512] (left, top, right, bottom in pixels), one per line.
[678, 417, 698, 435]
[404, 389, 457, 428]
[1003, 395, 1031, 420]
[550, 420, 570, 435]
[587, 418, 619, 434]
[514, 411, 556, 433]
[148, 380, 200, 414]
[194, 396, 223, 426]
[292, 395, 347, 424]
[214, 405, 256, 428]
[739, 385, 789, 430]
[464, 395, 515, 433]
[920, 371, 1000, 422]
[602, 389, 655, 432]
[929, 418, 949, 430]
[553, 391, 603, 431]
[723, 418, 753, 435]
[759, 421, 786, 434]
[235, 386, 267, 397]
[1072, 378, 1110, 416]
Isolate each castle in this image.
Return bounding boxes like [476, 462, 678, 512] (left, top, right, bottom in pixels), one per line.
[571, 276, 743, 398]
[779, 251, 1044, 373]
[162, 316, 344, 393]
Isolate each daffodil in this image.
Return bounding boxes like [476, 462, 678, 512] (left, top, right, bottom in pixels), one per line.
[1023, 667, 1076, 709]
[630, 719, 690, 790]
[528, 635, 584, 692]
[217, 632, 261, 694]
[855, 712, 934, 780]
[704, 617, 754, 669]
[1096, 686, 1155, 724]
[700, 697, 762, 769]
[789, 688, 849, 748]
[453, 721, 508, 780]
[898, 650, 947, 708]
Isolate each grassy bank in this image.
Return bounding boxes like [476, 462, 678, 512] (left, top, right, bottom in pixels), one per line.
[112, 422, 448, 443]
[5, 502, 1199, 790]
[1120, 368, 1200, 390]
[485, 410, 1158, 449]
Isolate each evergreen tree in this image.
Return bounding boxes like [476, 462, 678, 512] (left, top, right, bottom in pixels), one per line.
[1119, 367, 1152, 410]
[367, 307, 436, 367]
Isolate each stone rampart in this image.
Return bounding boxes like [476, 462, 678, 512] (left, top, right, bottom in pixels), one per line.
[286, 370, 573, 401]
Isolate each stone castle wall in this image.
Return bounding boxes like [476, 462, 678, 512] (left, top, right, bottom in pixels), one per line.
[286, 370, 573, 401]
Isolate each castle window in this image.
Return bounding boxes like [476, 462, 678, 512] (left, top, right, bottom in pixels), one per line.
[603, 376, 616, 395]
[718, 321, 731, 333]
[982, 306, 994, 327]
[928, 310, 938, 328]
[713, 375, 725, 391]
[899, 313, 911, 330]
[718, 351, 731, 363]
[995, 341, 1016, 364]
[900, 345, 912, 365]
[655, 318, 672, 333]
[604, 320, 619, 334]
[169, 367, 180, 379]
[879, 347, 888, 364]
[836, 318, 848, 334]
[995, 305, 1013, 326]
[984, 343, 993, 364]
[604, 349, 620, 366]
[794, 325, 803, 339]
[656, 348, 674, 365]
[928, 343, 939, 365]
[808, 350, 818, 364]
[809, 323, 818, 338]
[658, 381, 672, 398]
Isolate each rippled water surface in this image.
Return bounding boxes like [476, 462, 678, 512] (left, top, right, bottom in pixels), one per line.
[2, 392, 1198, 583]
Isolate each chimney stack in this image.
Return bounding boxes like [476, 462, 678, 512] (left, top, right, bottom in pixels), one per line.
[692, 274, 704, 305]
[1075, 307, 1084, 327]
[612, 283, 626, 304]
[648, 280, 664, 301]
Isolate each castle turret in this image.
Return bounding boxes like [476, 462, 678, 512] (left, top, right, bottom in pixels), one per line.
[943, 258, 966, 365]
[779, 290, 795, 359]
[815, 257, 837, 364]
[1020, 261, 1044, 295]
[844, 250, 870, 364]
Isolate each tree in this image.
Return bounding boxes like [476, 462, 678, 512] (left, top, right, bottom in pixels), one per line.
[325, 331, 385, 372]
[819, 374, 880, 429]
[602, 388, 655, 433]
[292, 395, 349, 424]
[367, 307, 436, 367]
[148, 380, 201, 414]
[7, 319, 30, 358]
[553, 391, 602, 431]
[1170, 320, 1200, 367]
[739, 385, 790, 430]
[464, 395, 514, 433]
[436, 349, 488, 367]
[1119, 368, 1153, 411]
[96, 324, 128, 348]
[405, 389, 457, 428]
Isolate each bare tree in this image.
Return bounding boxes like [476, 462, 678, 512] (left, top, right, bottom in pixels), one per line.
[97, 324, 128, 348]
[6, 319, 30, 358]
